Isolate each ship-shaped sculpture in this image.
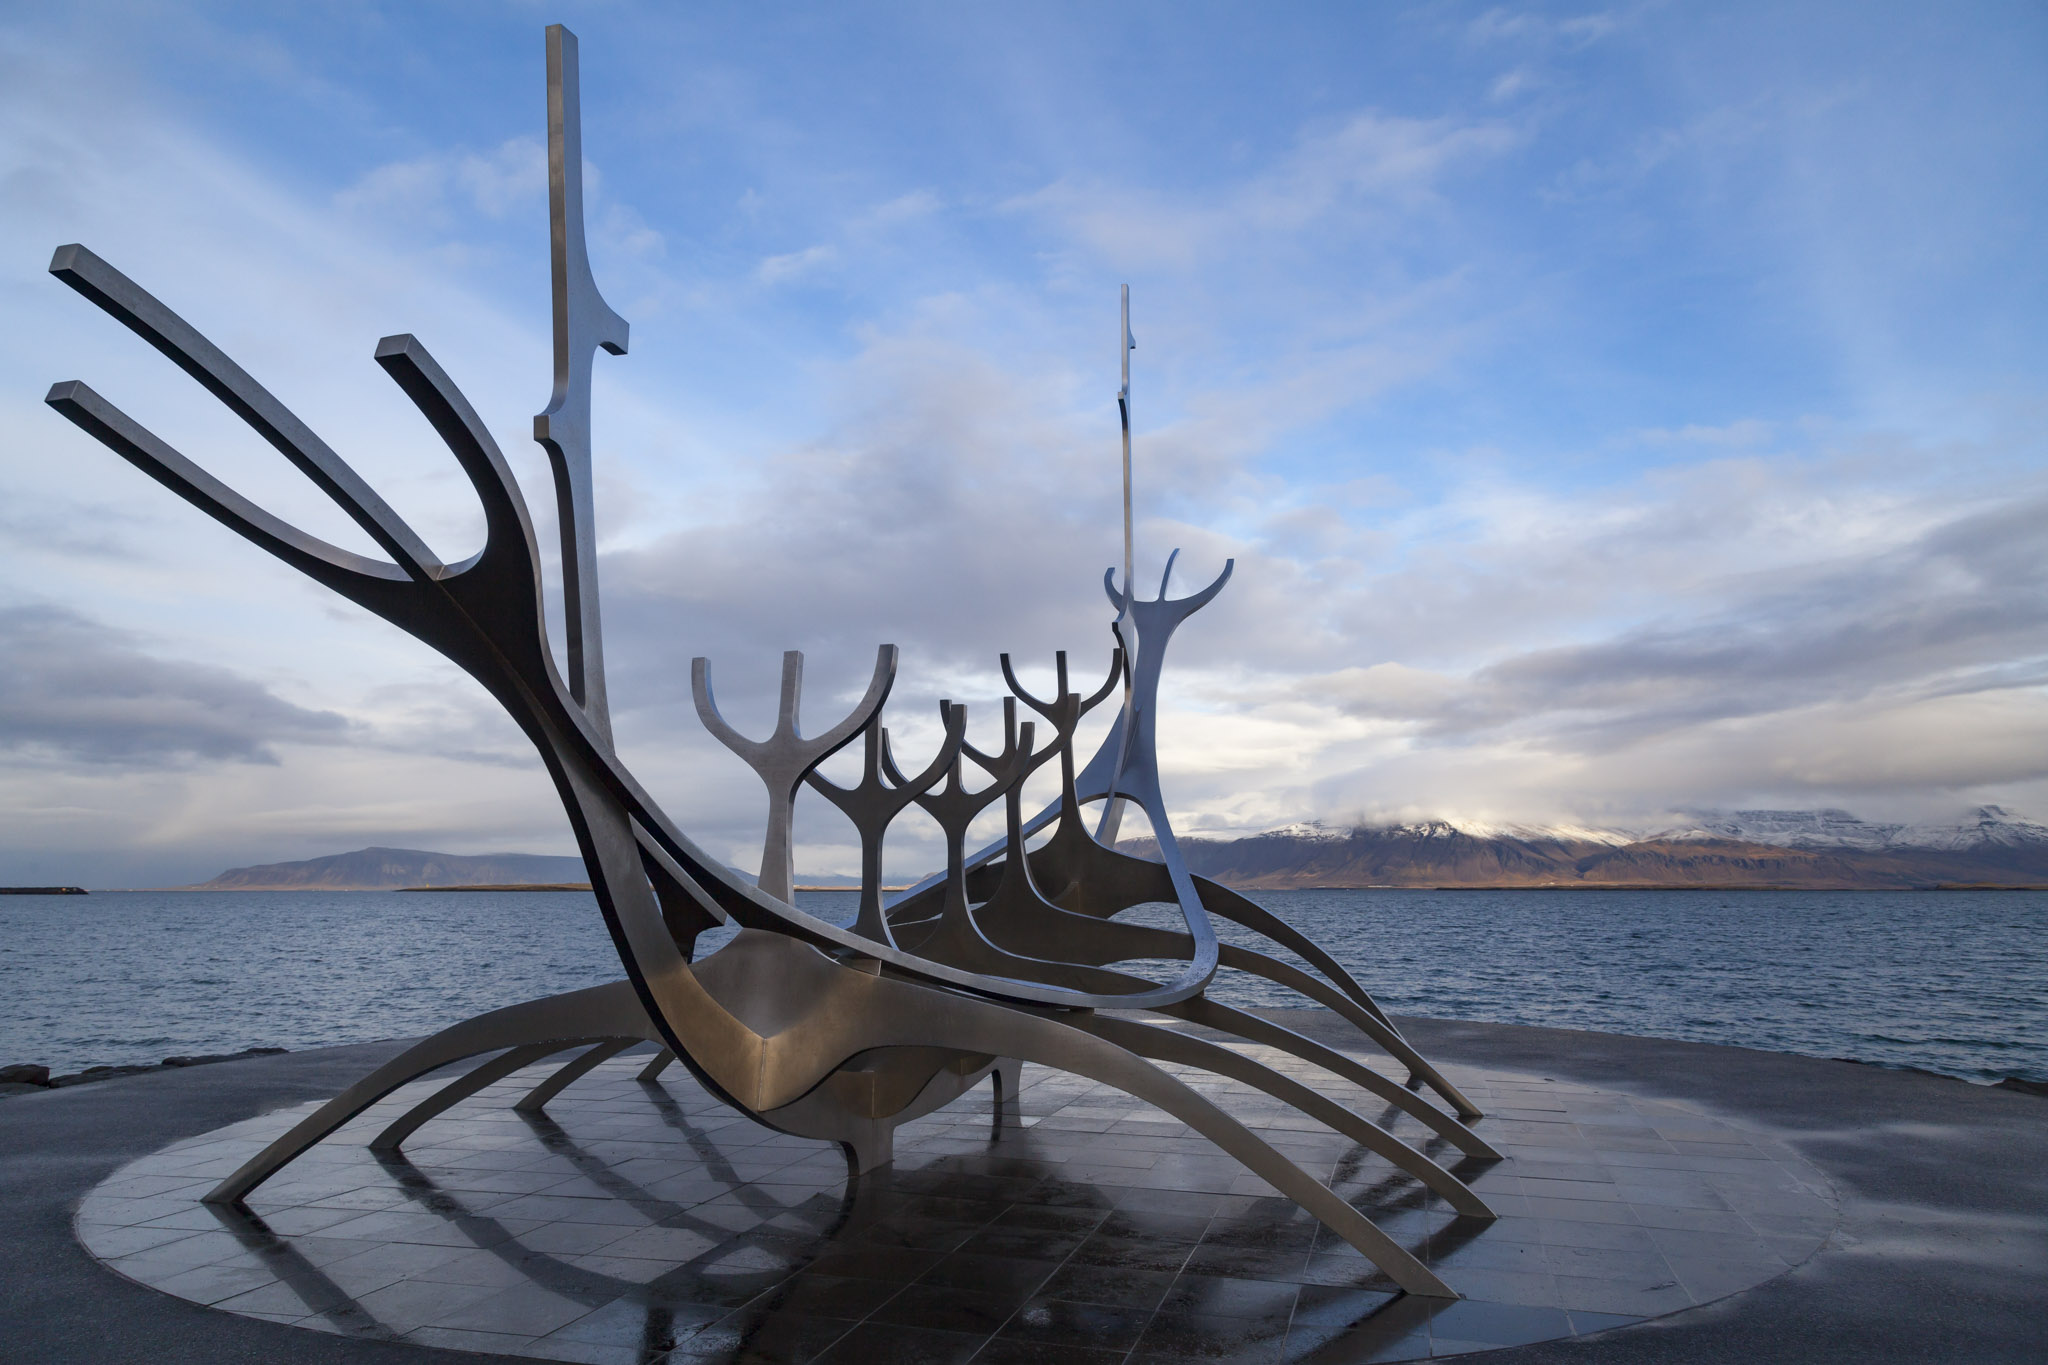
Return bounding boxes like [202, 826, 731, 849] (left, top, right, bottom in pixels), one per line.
[45, 26, 1497, 1298]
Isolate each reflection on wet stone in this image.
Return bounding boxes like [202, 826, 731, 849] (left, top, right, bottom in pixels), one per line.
[75, 1045, 1835, 1361]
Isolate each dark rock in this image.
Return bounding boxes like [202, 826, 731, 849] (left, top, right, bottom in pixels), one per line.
[50, 1065, 155, 1087]
[1830, 1057, 1963, 1082]
[4, 1046, 294, 1098]
[161, 1047, 287, 1068]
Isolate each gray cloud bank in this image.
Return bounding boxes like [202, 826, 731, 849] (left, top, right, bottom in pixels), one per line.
[1307, 487, 2048, 750]
[0, 605, 347, 767]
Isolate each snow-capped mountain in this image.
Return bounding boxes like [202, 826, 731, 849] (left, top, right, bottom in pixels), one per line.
[1255, 820, 1352, 843]
[1126, 806, 2048, 889]
[1450, 820, 1636, 848]
[1254, 817, 1632, 846]
[1656, 806, 2048, 853]
[1892, 806, 2048, 851]
[1653, 809, 1901, 850]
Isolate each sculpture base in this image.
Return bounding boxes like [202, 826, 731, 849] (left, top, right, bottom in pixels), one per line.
[69, 1028, 1839, 1361]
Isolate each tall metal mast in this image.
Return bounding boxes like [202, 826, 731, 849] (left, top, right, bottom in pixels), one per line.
[1096, 285, 1137, 843]
[1120, 283, 1134, 612]
[534, 24, 630, 746]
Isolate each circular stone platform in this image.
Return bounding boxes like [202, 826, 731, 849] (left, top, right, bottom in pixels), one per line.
[74, 1032, 1836, 1363]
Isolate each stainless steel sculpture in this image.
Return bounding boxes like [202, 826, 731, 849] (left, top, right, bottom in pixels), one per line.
[45, 25, 1497, 1299]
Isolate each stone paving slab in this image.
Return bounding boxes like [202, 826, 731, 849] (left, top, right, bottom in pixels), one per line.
[2, 1017, 2043, 1363]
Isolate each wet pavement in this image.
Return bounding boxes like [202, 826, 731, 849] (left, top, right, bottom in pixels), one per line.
[3, 1015, 2042, 1363]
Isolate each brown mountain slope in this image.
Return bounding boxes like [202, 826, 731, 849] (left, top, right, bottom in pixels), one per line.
[1569, 840, 1925, 888]
[1153, 824, 1590, 887]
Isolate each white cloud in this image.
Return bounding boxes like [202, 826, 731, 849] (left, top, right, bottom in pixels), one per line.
[1467, 7, 1629, 49]
[1009, 112, 1521, 268]
[1489, 68, 1538, 103]
[856, 189, 942, 230]
[757, 242, 836, 283]
[335, 136, 546, 227]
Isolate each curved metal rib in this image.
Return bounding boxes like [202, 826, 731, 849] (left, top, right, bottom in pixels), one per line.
[905, 597, 1417, 1055]
[1164, 998, 1500, 1159]
[373, 1043, 588, 1151]
[516, 1038, 637, 1114]
[205, 981, 657, 1205]
[45, 381, 414, 609]
[952, 891, 1492, 1154]
[48, 244, 439, 577]
[976, 872, 1481, 1121]
[892, 782, 1420, 1043]
[1192, 876, 1401, 1030]
[952, 811, 1477, 1119]
[1070, 1013, 1492, 1217]
[1016, 823, 1465, 1112]
[1216, 945, 1480, 1120]
[840, 970, 1458, 1298]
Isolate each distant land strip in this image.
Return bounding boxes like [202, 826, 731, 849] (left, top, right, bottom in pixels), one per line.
[399, 883, 592, 893]
[390, 883, 892, 893]
[191, 847, 588, 891]
[165, 808, 2048, 893]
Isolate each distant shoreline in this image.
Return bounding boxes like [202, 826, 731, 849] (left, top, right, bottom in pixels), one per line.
[59, 881, 2048, 893]
[82, 882, 893, 893]
[397, 883, 592, 893]
[149, 821, 2048, 895]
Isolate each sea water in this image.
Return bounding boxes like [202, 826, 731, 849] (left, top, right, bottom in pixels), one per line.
[2, 888, 2042, 1084]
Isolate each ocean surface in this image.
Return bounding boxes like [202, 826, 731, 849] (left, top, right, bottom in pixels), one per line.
[3, 888, 2043, 1085]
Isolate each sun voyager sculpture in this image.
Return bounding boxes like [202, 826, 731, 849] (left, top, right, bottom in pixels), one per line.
[46, 26, 1499, 1299]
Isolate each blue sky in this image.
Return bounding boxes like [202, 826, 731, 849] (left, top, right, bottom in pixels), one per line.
[3, 2, 2046, 884]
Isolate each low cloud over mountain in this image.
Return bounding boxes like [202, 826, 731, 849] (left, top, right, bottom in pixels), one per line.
[1130, 806, 2048, 890]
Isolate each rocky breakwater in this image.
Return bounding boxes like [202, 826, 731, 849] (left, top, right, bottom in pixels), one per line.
[0, 1047, 287, 1097]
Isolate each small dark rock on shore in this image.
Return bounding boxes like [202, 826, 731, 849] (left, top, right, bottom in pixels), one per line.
[0, 1046, 288, 1096]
